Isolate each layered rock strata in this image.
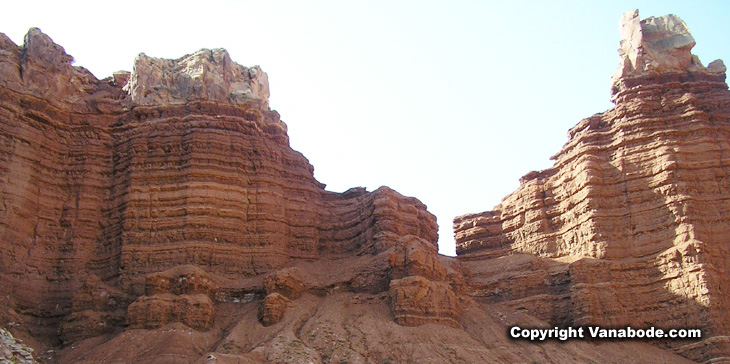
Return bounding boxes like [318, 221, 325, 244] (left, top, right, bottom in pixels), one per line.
[127, 265, 218, 330]
[454, 9, 730, 363]
[257, 268, 303, 326]
[0, 28, 436, 344]
[0, 12, 723, 363]
[59, 275, 132, 344]
[387, 235, 463, 327]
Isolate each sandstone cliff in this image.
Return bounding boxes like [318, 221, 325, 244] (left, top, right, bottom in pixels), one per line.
[0, 10, 718, 364]
[455, 9, 729, 363]
[0, 27, 438, 359]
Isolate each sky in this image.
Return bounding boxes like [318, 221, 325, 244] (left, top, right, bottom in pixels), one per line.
[3, 1, 729, 255]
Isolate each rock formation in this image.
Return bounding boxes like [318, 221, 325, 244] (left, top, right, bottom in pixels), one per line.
[127, 265, 218, 330]
[0, 327, 38, 364]
[455, 9, 729, 363]
[0, 24, 434, 322]
[0, 9, 723, 363]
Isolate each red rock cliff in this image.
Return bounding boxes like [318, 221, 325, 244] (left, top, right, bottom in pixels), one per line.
[0, 27, 436, 343]
[454, 10, 730, 362]
[0, 13, 716, 364]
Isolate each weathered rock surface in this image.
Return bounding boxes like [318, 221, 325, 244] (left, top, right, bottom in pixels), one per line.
[144, 265, 219, 297]
[127, 293, 216, 331]
[256, 268, 304, 325]
[127, 265, 218, 330]
[263, 267, 304, 300]
[59, 275, 131, 344]
[0, 27, 436, 341]
[0, 14, 721, 363]
[257, 292, 290, 327]
[612, 9, 726, 96]
[388, 276, 461, 328]
[124, 49, 270, 106]
[0, 327, 38, 364]
[388, 235, 447, 281]
[386, 235, 464, 326]
[455, 9, 730, 363]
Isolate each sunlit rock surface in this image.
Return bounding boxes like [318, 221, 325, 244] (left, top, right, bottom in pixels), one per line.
[0, 10, 721, 362]
[455, 9, 730, 363]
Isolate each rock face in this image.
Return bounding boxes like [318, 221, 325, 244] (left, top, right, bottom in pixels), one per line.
[257, 268, 303, 326]
[455, 9, 729, 363]
[614, 10, 699, 80]
[127, 265, 218, 330]
[0, 13, 722, 364]
[0, 27, 436, 338]
[59, 275, 132, 344]
[0, 327, 38, 364]
[124, 49, 270, 106]
[388, 276, 461, 328]
[387, 235, 463, 327]
[257, 292, 290, 327]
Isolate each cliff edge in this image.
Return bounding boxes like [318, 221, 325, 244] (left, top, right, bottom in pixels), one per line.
[455, 9, 729, 363]
[0, 10, 719, 364]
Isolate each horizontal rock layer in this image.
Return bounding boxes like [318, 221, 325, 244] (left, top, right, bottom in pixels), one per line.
[0, 28, 436, 343]
[1, 10, 727, 363]
[388, 276, 461, 328]
[454, 11, 730, 363]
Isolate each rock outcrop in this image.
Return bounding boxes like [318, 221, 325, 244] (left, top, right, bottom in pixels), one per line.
[387, 235, 464, 327]
[388, 276, 461, 327]
[0, 27, 436, 339]
[257, 268, 303, 326]
[127, 265, 218, 330]
[59, 275, 131, 344]
[257, 292, 290, 327]
[455, 9, 730, 363]
[0, 11, 724, 363]
[0, 327, 38, 364]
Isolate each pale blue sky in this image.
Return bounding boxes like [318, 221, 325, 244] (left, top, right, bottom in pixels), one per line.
[3, 1, 729, 255]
